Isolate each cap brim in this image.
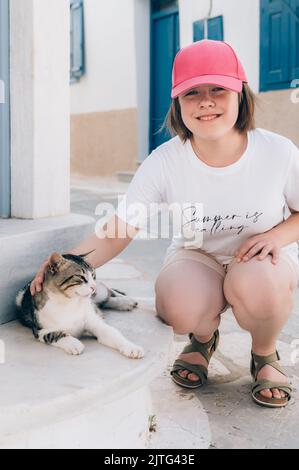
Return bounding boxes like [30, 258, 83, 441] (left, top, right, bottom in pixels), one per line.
[171, 75, 244, 98]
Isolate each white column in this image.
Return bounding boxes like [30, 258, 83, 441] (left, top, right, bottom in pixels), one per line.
[134, 0, 150, 162]
[10, 0, 70, 218]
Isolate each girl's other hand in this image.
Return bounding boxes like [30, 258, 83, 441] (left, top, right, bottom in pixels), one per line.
[234, 233, 281, 265]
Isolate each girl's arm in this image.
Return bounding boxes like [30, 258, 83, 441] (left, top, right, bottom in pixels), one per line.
[30, 215, 139, 294]
[69, 215, 139, 268]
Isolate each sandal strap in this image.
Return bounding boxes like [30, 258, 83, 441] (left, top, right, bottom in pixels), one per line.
[252, 379, 292, 397]
[171, 360, 208, 382]
[186, 329, 219, 364]
[170, 329, 219, 386]
[250, 350, 285, 378]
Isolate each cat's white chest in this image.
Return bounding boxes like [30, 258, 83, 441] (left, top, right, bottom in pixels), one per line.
[37, 294, 95, 336]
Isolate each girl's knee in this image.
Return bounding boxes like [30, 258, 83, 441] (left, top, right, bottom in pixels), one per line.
[231, 292, 294, 322]
[155, 263, 225, 332]
[172, 315, 221, 336]
[155, 298, 221, 334]
[224, 256, 293, 306]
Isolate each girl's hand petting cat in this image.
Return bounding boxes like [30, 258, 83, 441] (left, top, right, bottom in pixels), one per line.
[30, 257, 50, 295]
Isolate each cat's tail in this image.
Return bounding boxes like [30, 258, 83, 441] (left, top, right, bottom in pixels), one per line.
[15, 284, 39, 336]
[110, 288, 126, 297]
[16, 286, 26, 310]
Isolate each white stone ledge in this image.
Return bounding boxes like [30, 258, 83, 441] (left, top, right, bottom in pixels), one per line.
[0, 213, 96, 238]
[0, 213, 95, 325]
[0, 309, 173, 449]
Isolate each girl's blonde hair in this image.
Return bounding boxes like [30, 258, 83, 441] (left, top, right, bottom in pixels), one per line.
[160, 83, 256, 143]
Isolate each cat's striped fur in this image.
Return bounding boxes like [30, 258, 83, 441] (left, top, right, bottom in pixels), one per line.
[16, 252, 144, 358]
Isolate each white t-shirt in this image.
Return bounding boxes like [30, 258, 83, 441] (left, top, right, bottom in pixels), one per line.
[116, 128, 299, 268]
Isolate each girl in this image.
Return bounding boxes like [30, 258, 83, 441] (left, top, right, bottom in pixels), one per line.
[31, 40, 299, 408]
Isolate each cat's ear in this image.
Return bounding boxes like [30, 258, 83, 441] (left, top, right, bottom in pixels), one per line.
[78, 249, 96, 258]
[48, 252, 65, 274]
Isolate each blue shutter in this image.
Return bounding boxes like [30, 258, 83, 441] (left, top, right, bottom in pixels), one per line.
[290, 0, 299, 79]
[260, 0, 299, 91]
[193, 16, 224, 42]
[207, 16, 224, 40]
[193, 20, 205, 41]
[70, 0, 85, 83]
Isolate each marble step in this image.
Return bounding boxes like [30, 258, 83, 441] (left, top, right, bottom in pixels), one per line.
[0, 307, 173, 449]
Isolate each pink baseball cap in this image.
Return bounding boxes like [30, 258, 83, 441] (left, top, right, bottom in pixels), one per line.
[171, 39, 248, 98]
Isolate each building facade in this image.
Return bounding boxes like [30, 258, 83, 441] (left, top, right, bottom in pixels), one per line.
[0, 0, 298, 324]
[70, 0, 299, 176]
[0, 0, 94, 325]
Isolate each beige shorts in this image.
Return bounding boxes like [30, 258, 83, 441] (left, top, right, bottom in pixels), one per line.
[160, 248, 299, 314]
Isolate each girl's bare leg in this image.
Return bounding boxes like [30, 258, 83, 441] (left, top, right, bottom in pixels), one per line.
[155, 260, 226, 381]
[224, 255, 297, 399]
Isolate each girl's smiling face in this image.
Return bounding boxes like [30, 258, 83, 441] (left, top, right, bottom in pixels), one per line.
[178, 85, 240, 140]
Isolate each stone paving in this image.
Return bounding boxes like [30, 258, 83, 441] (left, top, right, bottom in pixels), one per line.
[71, 174, 299, 449]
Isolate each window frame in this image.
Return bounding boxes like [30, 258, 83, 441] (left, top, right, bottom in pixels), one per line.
[70, 0, 86, 84]
[193, 15, 224, 42]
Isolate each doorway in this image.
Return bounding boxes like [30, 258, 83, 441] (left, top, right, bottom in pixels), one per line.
[150, 0, 179, 152]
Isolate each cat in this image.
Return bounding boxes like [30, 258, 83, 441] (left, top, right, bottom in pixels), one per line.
[16, 251, 144, 359]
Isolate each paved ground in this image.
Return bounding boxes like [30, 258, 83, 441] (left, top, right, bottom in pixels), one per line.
[71, 174, 299, 449]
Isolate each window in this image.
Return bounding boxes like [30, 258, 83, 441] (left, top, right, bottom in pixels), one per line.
[260, 0, 299, 91]
[70, 0, 85, 83]
[193, 15, 224, 42]
[151, 0, 178, 13]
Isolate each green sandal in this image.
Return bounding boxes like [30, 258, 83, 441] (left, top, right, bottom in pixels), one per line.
[250, 350, 292, 408]
[170, 330, 219, 389]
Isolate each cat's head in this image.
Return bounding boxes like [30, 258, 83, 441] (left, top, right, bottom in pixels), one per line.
[46, 251, 97, 299]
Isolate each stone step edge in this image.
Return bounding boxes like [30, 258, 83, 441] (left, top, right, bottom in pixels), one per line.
[0, 323, 174, 437]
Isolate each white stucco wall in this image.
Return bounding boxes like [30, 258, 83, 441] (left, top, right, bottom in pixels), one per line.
[71, 0, 261, 162]
[178, 0, 260, 93]
[134, 0, 150, 161]
[70, 0, 138, 114]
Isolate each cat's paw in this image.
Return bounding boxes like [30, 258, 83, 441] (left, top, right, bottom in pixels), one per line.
[57, 337, 85, 355]
[117, 297, 138, 311]
[120, 342, 144, 359]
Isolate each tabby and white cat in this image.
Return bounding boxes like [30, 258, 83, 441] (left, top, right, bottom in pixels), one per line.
[16, 251, 144, 359]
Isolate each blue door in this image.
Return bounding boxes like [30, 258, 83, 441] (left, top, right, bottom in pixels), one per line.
[150, 0, 180, 152]
[290, 0, 299, 79]
[260, 0, 299, 91]
[0, 0, 11, 218]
